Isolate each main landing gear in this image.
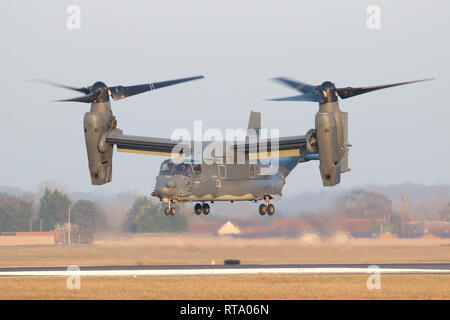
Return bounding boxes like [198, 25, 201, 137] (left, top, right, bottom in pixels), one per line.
[194, 202, 210, 215]
[258, 195, 275, 216]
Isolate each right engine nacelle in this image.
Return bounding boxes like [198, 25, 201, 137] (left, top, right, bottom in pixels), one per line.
[315, 111, 341, 186]
[84, 111, 113, 185]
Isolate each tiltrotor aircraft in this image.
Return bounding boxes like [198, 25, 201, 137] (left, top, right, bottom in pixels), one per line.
[35, 76, 431, 216]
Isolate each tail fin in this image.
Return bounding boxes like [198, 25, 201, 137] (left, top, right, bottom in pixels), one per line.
[246, 111, 261, 140]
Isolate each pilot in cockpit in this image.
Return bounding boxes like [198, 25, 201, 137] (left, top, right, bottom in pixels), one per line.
[173, 163, 188, 176]
[160, 160, 194, 177]
[159, 160, 174, 175]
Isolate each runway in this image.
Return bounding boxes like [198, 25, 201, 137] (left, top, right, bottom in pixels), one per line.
[1, 263, 450, 277]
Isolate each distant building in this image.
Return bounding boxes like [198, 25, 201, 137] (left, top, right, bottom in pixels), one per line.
[424, 221, 450, 236]
[0, 231, 60, 246]
[217, 221, 241, 236]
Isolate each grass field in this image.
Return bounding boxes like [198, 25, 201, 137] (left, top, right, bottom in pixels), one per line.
[0, 234, 449, 299]
[0, 233, 450, 267]
[0, 274, 449, 299]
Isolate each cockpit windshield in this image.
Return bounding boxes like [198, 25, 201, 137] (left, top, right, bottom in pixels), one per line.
[159, 160, 194, 177]
[172, 163, 192, 176]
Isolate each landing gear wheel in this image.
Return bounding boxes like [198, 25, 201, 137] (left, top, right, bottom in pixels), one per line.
[202, 203, 210, 215]
[164, 207, 170, 216]
[267, 204, 275, 216]
[169, 207, 176, 215]
[194, 203, 202, 215]
[259, 204, 267, 215]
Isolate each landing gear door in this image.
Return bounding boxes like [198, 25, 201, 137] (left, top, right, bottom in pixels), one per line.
[192, 164, 202, 186]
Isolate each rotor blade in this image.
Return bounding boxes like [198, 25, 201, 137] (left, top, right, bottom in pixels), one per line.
[109, 75, 204, 101]
[336, 78, 434, 99]
[31, 79, 91, 94]
[54, 90, 100, 103]
[271, 77, 315, 93]
[267, 92, 323, 102]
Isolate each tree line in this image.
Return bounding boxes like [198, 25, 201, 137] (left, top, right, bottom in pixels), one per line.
[124, 196, 188, 233]
[0, 189, 188, 233]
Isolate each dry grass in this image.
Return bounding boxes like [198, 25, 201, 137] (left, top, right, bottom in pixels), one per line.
[0, 274, 449, 300]
[0, 234, 449, 267]
[1, 234, 449, 300]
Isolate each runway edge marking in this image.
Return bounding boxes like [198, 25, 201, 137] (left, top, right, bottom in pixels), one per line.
[1, 267, 450, 277]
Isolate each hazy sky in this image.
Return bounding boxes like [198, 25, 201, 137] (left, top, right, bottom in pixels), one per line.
[0, 0, 449, 198]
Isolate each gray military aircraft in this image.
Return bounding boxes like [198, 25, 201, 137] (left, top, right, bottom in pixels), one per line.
[35, 76, 431, 216]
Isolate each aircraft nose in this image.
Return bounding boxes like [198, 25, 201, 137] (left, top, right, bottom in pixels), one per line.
[165, 180, 176, 188]
[154, 177, 177, 196]
[154, 175, 191, 198]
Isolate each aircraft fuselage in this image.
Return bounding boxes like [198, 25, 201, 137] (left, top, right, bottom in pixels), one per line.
[152, 156, 303, 203]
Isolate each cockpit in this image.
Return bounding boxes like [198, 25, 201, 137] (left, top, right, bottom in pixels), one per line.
[159, 159, 201, 177]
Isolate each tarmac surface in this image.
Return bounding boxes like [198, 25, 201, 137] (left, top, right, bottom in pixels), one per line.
[1, 263, 450, 277]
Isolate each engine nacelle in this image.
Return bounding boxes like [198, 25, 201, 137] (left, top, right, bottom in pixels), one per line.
[83, 111, 113, 185]
[315, 111, 341, 186]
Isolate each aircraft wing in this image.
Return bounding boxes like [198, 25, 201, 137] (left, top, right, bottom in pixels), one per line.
[235, 135, 307, 159]
[106, 130, 307, 159]
[106, 132, 192, 157]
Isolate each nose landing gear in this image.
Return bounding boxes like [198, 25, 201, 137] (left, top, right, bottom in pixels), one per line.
[164, 201, 176, 215]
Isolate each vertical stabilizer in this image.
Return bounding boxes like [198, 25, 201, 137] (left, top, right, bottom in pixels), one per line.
[247, 110, 261, 139]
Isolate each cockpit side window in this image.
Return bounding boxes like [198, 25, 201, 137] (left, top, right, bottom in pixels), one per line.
[159, 160, 173, 175]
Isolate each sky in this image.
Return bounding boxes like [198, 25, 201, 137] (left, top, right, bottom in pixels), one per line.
[0, 0, 449, 199]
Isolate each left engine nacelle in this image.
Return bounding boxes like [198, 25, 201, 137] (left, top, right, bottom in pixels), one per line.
[83, 111, 113, 185]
